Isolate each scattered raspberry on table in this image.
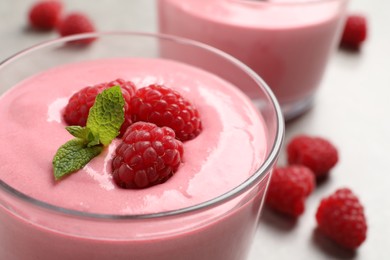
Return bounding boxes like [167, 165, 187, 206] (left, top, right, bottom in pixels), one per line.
[57, 12, 96, 44]
[316, 188, 367, 249]
[340, 14, 368, 49]
[287, 135, 338, 179]
[266, 165, 315, 217]
[111, 122, 184, 189]
[28, 0, 63, 30]
[130, 84, 202, 141]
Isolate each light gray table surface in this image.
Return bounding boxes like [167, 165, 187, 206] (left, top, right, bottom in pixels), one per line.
[1, 1, 389, 259]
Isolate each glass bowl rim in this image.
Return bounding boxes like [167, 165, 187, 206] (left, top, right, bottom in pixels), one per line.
[0, 31, 284, 220]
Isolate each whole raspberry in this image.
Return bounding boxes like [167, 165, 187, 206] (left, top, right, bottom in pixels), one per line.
[111, 122, 184, 189]
[340, 14, 367, 49]
[130, 84, 202, 141]
[57, 12, 95, 44]
[266, 165, 315, 217]
[63, 78, 136, 135]
[316, 188, 367, 249]
[28, 0, 63, 30]
[287, 135, 338, 178]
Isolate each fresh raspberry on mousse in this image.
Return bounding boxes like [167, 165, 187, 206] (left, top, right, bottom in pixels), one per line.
[63, 78, 136, 136]
[63, 80, 201, 189]
[130, 84, 202, 142]
[111, 122, 184, 189]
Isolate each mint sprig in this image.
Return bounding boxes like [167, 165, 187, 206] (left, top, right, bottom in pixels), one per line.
[87, 86, 126, 145]
[53, 86, 125, 180]
[65, 126, 100, 147]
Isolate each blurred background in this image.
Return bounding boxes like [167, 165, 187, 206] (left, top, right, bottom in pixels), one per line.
[1, 0, 389, 259]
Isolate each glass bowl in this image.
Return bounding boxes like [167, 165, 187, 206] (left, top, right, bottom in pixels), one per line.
[158, 0, 349, 120]
[0, 32, 284, 260]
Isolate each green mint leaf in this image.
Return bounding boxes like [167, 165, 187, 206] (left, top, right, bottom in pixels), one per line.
[66, 125, 89, 139]
[52, 139, 103, 180]
[66, 126, 100, 147]
[53, 86, 125, 181]
[86, 86, 125, 146]
[86, 132, 101, 147]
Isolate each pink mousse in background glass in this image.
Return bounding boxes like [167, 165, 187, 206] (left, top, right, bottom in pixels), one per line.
[158, 0, 349, 120]
[0, 32, 284, 260]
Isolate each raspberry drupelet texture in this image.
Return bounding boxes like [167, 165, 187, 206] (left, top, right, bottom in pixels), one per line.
[111, 122, 184, 189]
[63, 78, 136, 135]
[340, 14, 367, 49]
[57, 12, 96, 44]
[266, 165, 315, 217]
[316, 188, 367, 249]
[287, 135, 338, 178]
[28, 0, 63, 30]
[130, 84, 202, 141]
